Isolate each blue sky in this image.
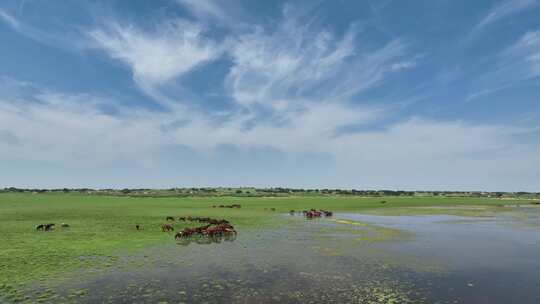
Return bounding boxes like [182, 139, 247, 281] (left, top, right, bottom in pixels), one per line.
[0, 0, 539, 191]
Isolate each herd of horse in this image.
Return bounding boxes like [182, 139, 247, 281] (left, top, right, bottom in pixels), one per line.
[159, 216, 237, 241]
[213, 204, 241, 208]
[35, 206, 332, 244]
[289, 209, 334, 218]
[35, 215, 236, 243]
[35, 223, 69, 231]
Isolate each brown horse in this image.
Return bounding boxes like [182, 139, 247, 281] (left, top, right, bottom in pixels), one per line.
[161, 224, 174, 232]
[305, 211, 322, 219]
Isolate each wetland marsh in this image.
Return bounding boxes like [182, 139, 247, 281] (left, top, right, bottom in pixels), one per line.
[1, 194, 538, 303]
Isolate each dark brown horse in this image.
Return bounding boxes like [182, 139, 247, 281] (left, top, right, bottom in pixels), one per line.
[161, 224, 174, 232]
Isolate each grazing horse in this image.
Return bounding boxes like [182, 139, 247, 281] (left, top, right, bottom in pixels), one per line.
[166, 216, 175, 221]
[61, 223, 70, 228]
[36, 224, 45, 231]
[161, 224, 174, 232]
[44, 223, 55, 231]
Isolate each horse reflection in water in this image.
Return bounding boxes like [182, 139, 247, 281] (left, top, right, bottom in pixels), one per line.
[176, 233, 237, 246]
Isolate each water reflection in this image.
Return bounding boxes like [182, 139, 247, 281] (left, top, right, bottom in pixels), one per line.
[176, 233, 237, 246]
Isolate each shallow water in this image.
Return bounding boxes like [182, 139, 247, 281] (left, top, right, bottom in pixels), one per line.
[20, 208, 540, 303]
[338, 208, 540, 303]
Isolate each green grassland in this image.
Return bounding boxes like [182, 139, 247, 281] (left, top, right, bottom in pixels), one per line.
[0, 193, 529, 298]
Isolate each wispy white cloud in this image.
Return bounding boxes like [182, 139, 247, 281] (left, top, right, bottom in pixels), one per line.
[226, 9, 412, 111]
[176, 0, 231, 24]
[88, 19, 222, 105]
[391, 61, 416, 71]
[503, 29, 540, 77]
[0, 7, 90, 51]
[87, 6, 415, 117]
[0, 9, 20, 29]
[467, 29, 540, 102]
[477, 0, 537, 29]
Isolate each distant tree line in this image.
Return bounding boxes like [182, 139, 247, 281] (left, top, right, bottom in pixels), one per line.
[1, 187, 539, 199]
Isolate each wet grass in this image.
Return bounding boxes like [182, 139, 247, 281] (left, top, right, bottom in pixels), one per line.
[0, 193, 526, 302]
